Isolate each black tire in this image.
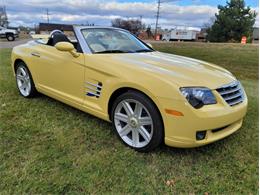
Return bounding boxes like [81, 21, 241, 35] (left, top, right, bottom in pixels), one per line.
[6, 33, 15, 41]
[15, 62, 38, 98]
[111, 90, 164, 152]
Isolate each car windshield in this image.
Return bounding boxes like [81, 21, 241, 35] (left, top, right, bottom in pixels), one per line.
[81, 28, 153, 54]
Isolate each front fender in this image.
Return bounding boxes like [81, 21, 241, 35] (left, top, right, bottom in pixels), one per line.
[101, 74, 183, 122]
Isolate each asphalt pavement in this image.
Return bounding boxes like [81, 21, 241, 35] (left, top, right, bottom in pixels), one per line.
[0, 38, 32, 49]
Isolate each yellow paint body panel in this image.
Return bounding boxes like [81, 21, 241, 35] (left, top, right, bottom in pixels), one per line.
[11, 41, 248, 148]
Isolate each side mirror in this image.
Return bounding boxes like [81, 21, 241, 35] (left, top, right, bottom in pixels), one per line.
[147, 43, 153, 48]
[55, 42, 80, 57]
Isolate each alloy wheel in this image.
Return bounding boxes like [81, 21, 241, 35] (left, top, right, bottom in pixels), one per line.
[114, 99, 154, 148]
[16, 66, 31, 97]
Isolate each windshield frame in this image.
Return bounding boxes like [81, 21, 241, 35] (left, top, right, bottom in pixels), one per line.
[79, 27, 154, 54]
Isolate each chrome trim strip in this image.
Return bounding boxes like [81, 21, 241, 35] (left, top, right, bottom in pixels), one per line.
[217, 80, 239, 89]
[86, 92, 100, 97]
[224, 92, 242, 101]
[85, 86, 102, 93]
[228, 98, 243, 106]
[218, 86, 240, 95]
[86, 81, 102, 89]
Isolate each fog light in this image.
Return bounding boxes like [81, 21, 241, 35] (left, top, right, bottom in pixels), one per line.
[196, 131, 206, 140]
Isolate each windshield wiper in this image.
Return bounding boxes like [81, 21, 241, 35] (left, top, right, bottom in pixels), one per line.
[95, 50, 132, 54]
[135, 49, 153, 53]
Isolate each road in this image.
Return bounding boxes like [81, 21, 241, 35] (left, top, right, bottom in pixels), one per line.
[0, 39, 32, 49]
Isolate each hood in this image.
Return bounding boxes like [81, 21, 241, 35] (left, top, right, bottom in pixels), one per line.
[109, 51, 236, 89]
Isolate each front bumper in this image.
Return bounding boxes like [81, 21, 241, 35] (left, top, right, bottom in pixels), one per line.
[158, 91, 248, 148]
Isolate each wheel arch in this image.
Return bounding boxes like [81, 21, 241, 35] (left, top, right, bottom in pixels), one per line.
[14, 58, 25, 71]
[14, 58, 38, 98]
[13, 59, 37, 86]
[107, 87, 165, 132]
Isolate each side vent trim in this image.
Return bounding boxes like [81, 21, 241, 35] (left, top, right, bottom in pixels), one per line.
[86, 81, 102, 98]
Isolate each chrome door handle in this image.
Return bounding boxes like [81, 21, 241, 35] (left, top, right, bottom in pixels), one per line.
[31, 52, 40, 57]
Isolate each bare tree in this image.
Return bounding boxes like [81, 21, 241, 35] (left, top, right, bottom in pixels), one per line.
[146, 25, 153, 38]
[111, 18, 145, 35]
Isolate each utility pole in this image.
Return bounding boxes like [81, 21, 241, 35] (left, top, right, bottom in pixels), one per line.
[139, 15, 143, 22]
[46, 8, 50, 23]
[154, 0, 182, 39]
[154, 0, 161, 39]
[0, 5, 8, 27]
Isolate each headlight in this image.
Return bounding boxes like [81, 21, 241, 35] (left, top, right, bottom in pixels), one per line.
[180, 87, 217, 109]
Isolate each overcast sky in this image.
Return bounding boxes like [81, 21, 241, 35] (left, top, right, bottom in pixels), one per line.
[1, 0, 259, 29]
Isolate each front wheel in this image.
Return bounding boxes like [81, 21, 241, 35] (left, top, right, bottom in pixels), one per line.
[111, 91, 164, 152]
[16, 62, 37, 98]
[6, 34, 15, 41]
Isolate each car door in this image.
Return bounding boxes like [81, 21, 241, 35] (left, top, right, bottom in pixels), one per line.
[31, 44, 85, 106]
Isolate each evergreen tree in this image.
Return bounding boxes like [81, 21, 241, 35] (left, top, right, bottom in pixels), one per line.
[207, 0, 256, 42]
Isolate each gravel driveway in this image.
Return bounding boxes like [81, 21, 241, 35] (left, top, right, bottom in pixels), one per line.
[0, 39, 32, 49]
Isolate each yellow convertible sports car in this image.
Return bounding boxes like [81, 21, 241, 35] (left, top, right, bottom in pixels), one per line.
[11, 26, 247, 152]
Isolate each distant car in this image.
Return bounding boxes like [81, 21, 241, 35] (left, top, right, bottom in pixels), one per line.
[11, 26, 248, 152]
[29, 31, 36, 36]
[0, 26, 19, 41]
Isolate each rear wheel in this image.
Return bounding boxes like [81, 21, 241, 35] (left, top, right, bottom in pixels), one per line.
[111, 91, 163, 152]
[6, 33, 15, 41]
[16, 62, 37, 98]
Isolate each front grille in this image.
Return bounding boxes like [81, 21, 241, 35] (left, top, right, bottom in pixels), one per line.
[216, 81, 244, 106]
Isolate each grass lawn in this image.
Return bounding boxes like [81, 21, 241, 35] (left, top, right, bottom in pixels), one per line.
[0, 43, 259, 194]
